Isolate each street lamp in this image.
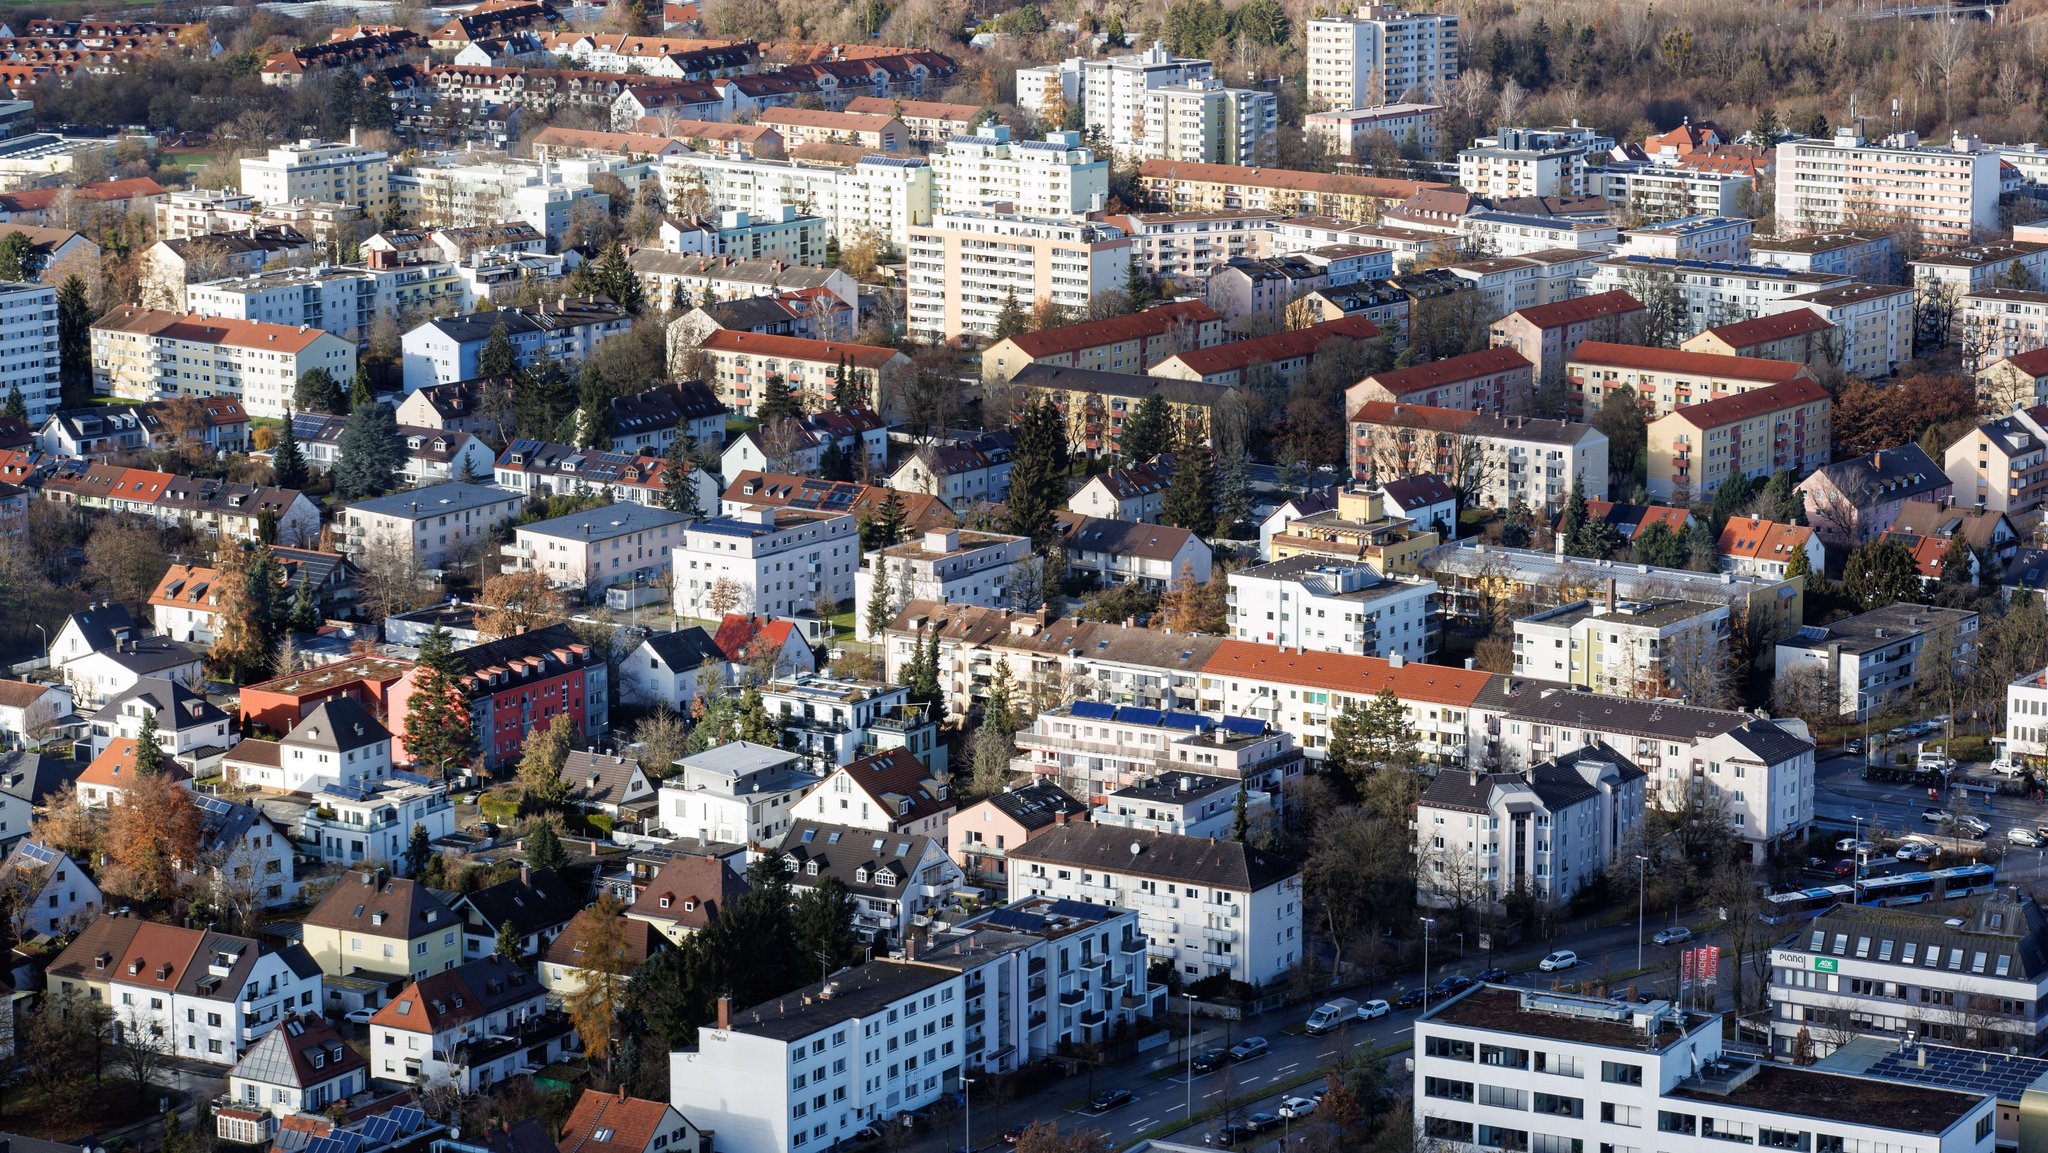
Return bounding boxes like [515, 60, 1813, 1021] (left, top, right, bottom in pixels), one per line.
[1184, 992, 1196, 1119]
[962, 1076, 974, 1153]
[1853, 816, 1865, 883]
[1420, 917, 1436, 1014]
[30, 622, 45, 668]
[1634, 854, 1649, 972]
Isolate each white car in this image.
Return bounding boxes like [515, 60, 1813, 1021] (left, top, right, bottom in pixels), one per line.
[1835, 837, 1873, 853]
[1539, 949, 1579, 972]
[1278, 1096, 1318, 1120]
[1359, 998, 1390, 1020]
[1993, 760, 2024, 777]
[344, 1007, 377, 1025]
[2013, 828, 2043, 848]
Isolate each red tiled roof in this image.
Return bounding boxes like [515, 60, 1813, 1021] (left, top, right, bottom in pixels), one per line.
[1662, 377, 1831, 428]
[1999, 347, 2048, 378]
[78, 738, 191, 791]
[628, 856, 747, 930]
[1159, 316, 1379, 376]
[1570, 341, 1811, 383]
[1198, 639, 1492, 706]
[1717, 517, 1814, 562]
[1137, 159, 1447, 202]
[710, 614, 794, 663]
[698, 329, 903, 369]
[1504, 290, 1645, 330]
[1001, 301, 1218, 359]
[561, 1091, 677, 1153]
[1696, 309, 1835, 348]
[1360, 346, 1531, 394]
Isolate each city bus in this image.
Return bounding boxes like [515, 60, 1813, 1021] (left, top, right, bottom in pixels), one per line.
[1855, 863, 1997, 907]
[1759, 883, 1857, 924]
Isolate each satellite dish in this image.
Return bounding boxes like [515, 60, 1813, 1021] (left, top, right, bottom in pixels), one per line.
[1129, 842, 1141, 857]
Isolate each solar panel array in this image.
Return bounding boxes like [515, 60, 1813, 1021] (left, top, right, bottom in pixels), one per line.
[193, 793, 236, 817]
[358, 1117, 399, 1145]
[1866, 1045, 2048, 1101]
[1064, 702, 1247, 732]
[389, 1107, 426, 1134]
[17, 842, 55, 865]
[391, 770, 435, 787]
[306, 1131, 365, 1153]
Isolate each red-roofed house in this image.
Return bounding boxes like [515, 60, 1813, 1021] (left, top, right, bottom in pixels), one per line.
[709, 614, 815, 678]
[1880, 527, 1976, 587]
[1149, 316, 1380, 389]
[1197, 639, 1491, 766]
[694, 329, 909, 416]
[1717, 516, 1823, 581]
[541, 907, 667, 996]
[980, 301, 1224, 383]
[368, 955, 569, 1092]
[559, 1089, 704, 1153]
[1978, 347, 2048, 411]
[1645, 378, 1832, 503]
[1562, 500, 1693, 543]
[788, 747, 955, 837]
[1489, 290, 1645, 391]
[1346, 346, 1534, 416]
[626, 856, 749, 943]
[1567, 341, 1817, 420]
[0, 177, 166, 224]
[75, 737, 192, 806]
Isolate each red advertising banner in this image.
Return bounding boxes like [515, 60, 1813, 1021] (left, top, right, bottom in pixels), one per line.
[1680, 947, 1696, 982]
[1705, 945, 1721, 981]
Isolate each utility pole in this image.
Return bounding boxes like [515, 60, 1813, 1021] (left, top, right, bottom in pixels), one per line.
[1420, 917, 1436, 1014]
[1635, 854, 1649, 972]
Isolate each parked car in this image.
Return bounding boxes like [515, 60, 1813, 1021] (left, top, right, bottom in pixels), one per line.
[1245, 1113, 1280, 1133]
[1279, 1096, 1318, 1120]
[1896, 841, 1938, 862]
[1192, 1048, 1228, 1073]
[1432, 975, 1474, 995]
[2013, 828, 2042, 848]
[1394, 987, 1427, 1009]
[1229, 1037, 1269, 1062]
[1837, 837, 1873, 853]
[1994, 759, 2024, 777]
[1954, 815, 1992, 837]
[1922, 809, 1955, 824]
[1539, 950, 1579, 972]
[344, 1007, 376, 1025]
[1217, 1123, 1255, 1146]
[1830, 858, 1855, 877]
[1476, 966, 1508, 982]
[1090, 1089, 1134, 1113]
[1844, 739, 1863, 754]
[1359, 998, 1390, 1019]
[1652, 926, 1692, 946]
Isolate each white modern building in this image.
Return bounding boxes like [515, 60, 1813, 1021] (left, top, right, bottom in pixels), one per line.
[1012, 702, 1304, 806]
[1077, 42, 1213, 162]
[368, 954, 570, 1092]
[930, 126, 1108, 218]
[395, 158, 614, 246]
[760, 673, 943, 776]
[657, 741, 817, 847]
[1772, 603, 1979, 720]
[0, 281, 60, 424]
[1225, 556, 1437, 661]
[1583, 257, 1853, 332]
[240, 137, 392, 214]
[853, 529, 1032, 642]
[297, 778, 455, 876]
[503, 503, 689, 602]
[399, 299, 631, 392]
[2006, 666, 2048, 760]
[1458, 126, 1601, 200]
[1776, 128, 2002, 249]
[1007, 823, 1303, 985]
[658, 151, 936, 251]
[672, 506, 858, 621]
[1512, 597, 1733, 699]
[1139, 79, 1278, 167]
[337, 482, 525, 571]
[184, 262, 469, 343]
[1305, 4, 1459, 111]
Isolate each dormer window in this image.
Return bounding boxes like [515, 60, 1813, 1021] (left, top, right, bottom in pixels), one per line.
[854, 867, 868, 883]
[876, 869, 895, 886]
[659, 896, 671, 908]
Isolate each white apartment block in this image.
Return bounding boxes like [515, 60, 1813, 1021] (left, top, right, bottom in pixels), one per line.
[1198, 643, 1490, 767]
[0, 281, 60, 424]
[90, 305, 358, 421]
[1617, 216, 1755, 264]
[1587, 163, 1752, 220]
[1775, 129, 2002, 249]
[905, 212, 1129, 341]
[1109, 210, 1277, 284]
[852, 528, 1031, 642]
[1348, 403, 1612, 515]
[658, 152, 935, 251]
[1140, 79, 1278, 167]
[394, 160, 614, 247]
[1761, 283, 1914, 379]
[1458, 127, 1601, 200]
[930, 126, 1108, 218]
[1304, 5, 1458, 111]
[1584, 256, 1853, 333]
[184, 263, 468, 343]
[660, 207, 828, 265]
[1460, 212, 1620, 258]
[1512, 597, 1732, 698]
[503, 502, 689, 601]
[1415, 746, 1646, 910]
[1078, 42, 1214, 162]
[672, 506, 858, 621]
[1305, 102, 1443, 162]
[1910, 241, 2048, 296]
[336, 481, 525, 571]
[2006, 666, 2048, 759]
[1011, 701, 1305, 806]
[1008, 823, 1303, 985]
[657, 742, 815, 847]
[239, 138, 391, 214]
[1959, 288, 2048, 372]
[1773, 603, 1979, 720]
[1415, 985, 1996, 1153]
[298, 778, 453, 876]
[1225, 555, 1437, 661]
[1014, 57, 1081, 124]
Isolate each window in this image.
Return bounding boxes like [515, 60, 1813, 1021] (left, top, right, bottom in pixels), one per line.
[1426, 1078, 1474, 1102]
[1601, 1104, 1643, 1127]
[1426, 1036, 1475, 1061]
[1601, 1062, 1643, 1086]
[1477, 1085, 1525, 1110]
[1480, 1045, 1528, 1069]
[1659, 1113, 1697, 1136]
[1533, 1093, 1582, 1118]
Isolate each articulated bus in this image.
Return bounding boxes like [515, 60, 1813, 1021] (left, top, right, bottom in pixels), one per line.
[1758, 864, 1997, 921]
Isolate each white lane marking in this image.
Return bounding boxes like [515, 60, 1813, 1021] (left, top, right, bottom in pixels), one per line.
[1278, 1063, 1299, 1073]
[1205, 1090, 1223, 1099]
[1134, 1118, 1153, 1127]
[1316, 1050, 1336, 1058]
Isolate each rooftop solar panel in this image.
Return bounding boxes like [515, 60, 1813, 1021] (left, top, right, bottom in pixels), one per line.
[1157, 711, 1207, 731]
[1069, 701, 1116, 720]
[359, 1117, 398, 1145]
[1118, 707, 1162, 727]
[389, 1107, 426, 1134]
[1221, 716, 1266, 735]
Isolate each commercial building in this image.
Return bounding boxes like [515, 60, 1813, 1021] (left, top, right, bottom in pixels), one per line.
[1225, 556, 1437, 660]
[906, 212, 1128, 341]
[1414, 985, 1995, 1153]
[1415, 745, 1645, 910]
[239, 137, 391, 213]
[930, 126, 1108, 218]
[1349, 403, 1610, 515]
[671, 506, 858, 621]
[1775, 128, 2001, 248]
[337, 481, 524, 571]
[1512, 597, 1732, 697]
[1773, 603, 1979, 720]
[1645, 377, 1833, 504]
[1304, 5, 1458, 111]
[503, 503, 690, 601]
[90, 306, 357, 420]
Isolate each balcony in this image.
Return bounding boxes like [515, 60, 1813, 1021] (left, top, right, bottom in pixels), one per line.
[1073, 882, 1118, 903]
[1201, 950, 1235, 969]
[1059, 988, 1086, 1007]
[1118, 936, 1146, 954]
[1202, 925, 1239, 943]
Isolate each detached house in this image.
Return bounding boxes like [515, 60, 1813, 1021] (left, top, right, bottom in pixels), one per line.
[452, 867, 585, 960]
[787, 748, 955, 838]
[560, 749, 656, 819]
[1056, 513, 1212, 590]
[225, 1014, 367, 1120]
[0, 842, 99, 938]
[1943, 406, 2048, 515]
[626, 855, 749, 944]
[777, 819, 963, 946]
[540, 907, 666, 997]
[1716, 516, 1823, 581]
[1800, 445, 1954, 546]
[368, 954, 571, 1093]
[560, 1092, 705, 1153]
[301, 869, 462, 985]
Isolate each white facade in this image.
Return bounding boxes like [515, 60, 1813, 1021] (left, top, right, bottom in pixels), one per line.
[1305, 103, 1443, 162]
[852, 529, 1032, 642]
[1139, 80, 1278, 167]
[1078, 42, 1213, 161]
[503, 503, 689, 600]
[91, 307, 359, 421]
[1584, 258, 1852, 332]
[240, 138, 391, 213]
[1776, 129, 2002, 248]
[659, 152, 935, 251]
[1772, 604, 1980, 720]
[1415, 750, 1646, 910]
[1760, 284, 1914, 380]
[1305, 5, 1459, 110]
[267, 704, 393, 796]
[297, 779, 455, 876]
[1457, 127, 1600, 200]
[672, 506, 858, 621]
[657, 741, 816, 846]
[1225, 558, 1437, 661]
[3, 843, 99, 938]
[1511, 598, 1733, 698]
[2006, 667, 2048, 759]
[0, 282, 60, 424]
[930, 127, 1107, 218]
[337, 482, 525, 571]
[905, 212, 1128, 341]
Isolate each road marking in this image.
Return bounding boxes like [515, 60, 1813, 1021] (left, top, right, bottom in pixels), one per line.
[1278, 1063, 1299, 1073]
[1316, 1049, 1336, 1058]
[1206, 1090, 1223, 1099]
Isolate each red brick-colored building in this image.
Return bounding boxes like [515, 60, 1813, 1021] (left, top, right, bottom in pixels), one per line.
[385, 624, 607, 771]
[238, 654, 414, 736]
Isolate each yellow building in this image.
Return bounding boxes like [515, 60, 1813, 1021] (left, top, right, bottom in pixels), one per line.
[301, 870, 464, 983]
[1268, 486, 1440, 575]
[1007, 363, 1236, 459]
[1135, 159, 1446, 221]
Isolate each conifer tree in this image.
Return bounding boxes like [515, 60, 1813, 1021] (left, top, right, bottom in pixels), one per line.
[405, 626, 475, 777]
[132, 708, 164, 777]
[660, 437, 700, 515]
[271, 414, 308, 489]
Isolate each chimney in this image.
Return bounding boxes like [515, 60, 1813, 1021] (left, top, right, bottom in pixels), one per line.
[905, 933, 917, 960]
[1056, 810, 1068, 826]
[1605, 578, 1616, 612]
[716, 994, 731, 1030]
[521, 864, 530, 885]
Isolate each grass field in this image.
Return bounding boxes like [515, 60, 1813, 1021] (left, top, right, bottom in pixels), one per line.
[160, 149, 222, 170]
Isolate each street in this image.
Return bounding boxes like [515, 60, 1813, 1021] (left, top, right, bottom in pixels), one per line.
[1811, 751, 2048, 884]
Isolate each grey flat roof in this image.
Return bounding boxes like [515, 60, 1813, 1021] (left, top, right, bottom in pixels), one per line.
[724, 959, 957, 1042]
[346, 481, 522, 519]
[675, 739, 804, 778]
[517, 502, 689, 542]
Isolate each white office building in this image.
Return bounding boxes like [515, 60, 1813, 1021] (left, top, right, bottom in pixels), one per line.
[672, 506, 858, 621]
[1012, 702, 1304, 806]
[1305, 4, 1459, 111]
[1076, 42, 1214, 162]
[1458, 127, 1599, 200]
[240, 137, 391, 213]
[1225, 556, 1437, 661]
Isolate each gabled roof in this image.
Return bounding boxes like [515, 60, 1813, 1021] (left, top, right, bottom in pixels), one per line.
[560, 1090, 685, 1153]
[1079, 463, 1169, 503]
[1890, 500, 2012, 552]
[1804, 445, 1948, 507]
[60, 602, 137, 652]
[544, 906, 664, 972]
[1055, 513, 1197, 562]
[830, 748, 953, 826]
[1695, 309, 1835, 348]
[710, 614, 796, 663]
[1158, 316, 1379, 377]
[628, 855, 747, 930]
[1569, 341, 1812, 383]
[92, 675, 227, 732]
[1136, 159, 1445, 201]
[1664, 377, 1831, 429]
[975, 780, 1087, 831]
[1422, 741, 1641, 814]
[283, 697, 389, 754]
[778, 820, 944, 900]
[456, 867, 585, 937]
[1378, 474, 1457, 511]
[561, 750, 646, 808]
[1360, 346, 1530, 394]
[1503, 290, 1644, 330]
[1006, 824, 1297, 892]
[696, 329, 902, 368]
[999, 300, 1218, 359]
[1199, 639, 1493, 706]
[305, 870, 457, 939]
[1716, 517, 1814, 562]
[0, 751, 79, 805]
[1997, 347, 2048, 379]
[77, 738, 191, 791]
[636, 626, 726, 675]
[371, 953, 542, 1032]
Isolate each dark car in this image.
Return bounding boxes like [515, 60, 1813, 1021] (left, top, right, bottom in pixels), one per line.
[1434, 975, 1475, 995]
[1192, 1048, 1228, 1073]
[1245, 1113, 1281, 1132]
[1001, 1129, 1024, 1145]
[1217, 1123, 1256, 1146]
[1394, 987, 1427, 1009]
[1831, 857, 1855, 877]
[1090, 1089, 1134, 1113]
[1476, 967, 1508, 982]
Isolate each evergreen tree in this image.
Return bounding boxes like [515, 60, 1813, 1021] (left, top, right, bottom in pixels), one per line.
[329, 69, 359, 130]
[908, 626, 942, 707]
[513, 352, 574, 439]
[245, 547, 289, 650]
[575, 366, 612, 449]
[271, 415, 308, 489]
[132, 708, 164, 777]
[0, 231, 42, 282]
[1233, 777, 1249, 843]
[832, 356, 864, 411]
[57, 274, 93, 406]
[479, 320, 518, 378]
[1785, 542, 1816, 590]
[2, 385, 24, 421]
[872, 488, 907, 546]
[403, 822, 432, 878]
[592, 242, 645, 314]
[349, 365, 374, 412]
[358, 74, 395, 131]
[1216, 447, 1253, 532]
[405, 626, 475, 776]
[1940, 534, 1975, 590]
[736, 684, 779, 744]
[1162, 447, 1217, 537]
[1005, 399, 1070, 547]
[659, 437, 701, 515]
[1843, 539, 1927, 610]
[992, 289, 1028, 340]
[755, 374, 802, 424]
[524, 816, 569, 871]
[295, 368, 345, 414]
[1119, 393, 1171, 465]
[334, 402, 402, 499]
[818, 437, 851, 481]
[1124, 257, 1154, 312]
[287, 575, 322, 632]
[864, 560, 896, 639]
[1559, 476, 1588, 549]
[495, 918, 523, 961]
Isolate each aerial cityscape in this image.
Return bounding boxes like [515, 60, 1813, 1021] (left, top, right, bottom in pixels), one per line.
[0, 2, 2042, 1153]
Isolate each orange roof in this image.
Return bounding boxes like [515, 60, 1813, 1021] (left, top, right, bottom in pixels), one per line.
[561, 1091, 677, 1153]
[1001, 301, 1218, 359]
[78, 738, 190, 791]
[1161, 316, 1379, 377]
[1663, 377, 1831, 429]
[1717, 517, 1814, 562]
[1360, 347, 1531, 394]
[1138, 159, 1446, 202]
[2000, 347, 2048, 378]
[1695, 309, 1835, 348]
[844, 96, 979, 121]
[698, 330, 904, 369]
[1882, 531, 1953, 581]
[93, 306, 336, 353]
[1570, 341, 1812, 383]
[1505, 290, 1644, 330]
[109, 920, 204, 991]
[0, 680, 55, 709]
[149, 563, 220, 611]
[1199, 640, 1492, 706]
[756, 107, 899, 132]
[1585, 499, 1690, 540]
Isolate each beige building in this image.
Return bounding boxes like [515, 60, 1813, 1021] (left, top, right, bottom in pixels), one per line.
[1645, 377, 1833, 504]
[300, 870, 463, 982]
[1680, 309, 1838, 370]
[1775, 128, 2000, 248]
[930, 126, 1108, 218]
[1960, 288, 2048, 372]
[503, 503, 690, 601]
[1977, 347, 2048, 410]
[1304, 103, 1444, 162]
[1490, 290, 1645, 392]
[906, 212, 1129, 341]
[1266, 486, 1439, 576]
[754, 108, 906, 152]
[90, 306, 357, 421]
[1348, 401, 1610, 515]
[1099, 209, 1278, 285]
[1140, 78, 1278, 167]
[694, 330, 909, 417]
[1136, 159, 1443, 220]
[1566, 341, 1817, 420]
[1761, 282, 1914, 379]
[1346, 346, 1533, 414]
[239, 138, 392, 214]
[980, 300, 1224, 383]
[946, 781, 1088, 888]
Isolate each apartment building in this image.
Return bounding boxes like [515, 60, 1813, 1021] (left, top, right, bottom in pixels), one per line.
[0, 281, 59, 424]
[239, 137, 391, 213]
[1959, 288, 2048, 372]
[298, 778, 453, 877]
[1977, 348, 2048, 410]
[656, 151, 934, 251]
[1460, 212, 1619, 257]
[1645, 377, 1832, 503]
[981, 300, 1223, 383]
[1305, 102, 1443, 161]
[1512, 596, 1732, 697]
[929, 126, 1108, 218]
[1304, 4, 1458, 110]
[385, 623, 610, 771]
[694, 330, 908, 416]
[945, 782, 1087, 889]
[1348, 347, 1534, 415]
[1078, 42, 1214, 161]
[886, 430, 1015, 506]
[1945, 407, 2048, 515]
[1139, 78, 1278, 167]
[393, 158, 614, 246]
[1008, 823, 1301, 985]
[1097, 210, 1277, 285]
[1490, 292, 1645, 393]
[1584, 255, 1852, 332]
[1567, 341, 1817, 420]
[1458, 127, 1599, 199]
[657, 742, 814, 848]
[503, 503, 689, 601]
[1761, 282, 1914, 379]
[1415, 745, 1645, 910]
[658, 207, 826, 265]
[1263, 484, 1439, 576]
[1616, 215, 1753, 263]
[1752, 230, 1902, 282]
[672, 506, 858, 621]
[1770, 892, 2048, 1057]
[153, 188, 365, 243]
[1226, 555, 1437, 660]
[1775, 128, 2001, 248]
[786, 748, 955, 840]
[853, 528, 1031, 642]
[1774, 603, 1979, 719]
[1679, 310, 1838, 370]
[1432, 539, 1803, 632]
[1197, 639, 1490, 767]
[1013, 701, 1304, 806]
[1009, 365, 1234, 460]
[905, 212, 1128, 341]
[1799, 446, 1954, 546]
[1136, 159, 1442, 219]
[298, 870, 462, 984]
[400, 298, 631, 391]
[1910, 240, 2048, 295]
[753, 108, 905, 152]
[1587, 160, 1753, 219]
[337, 481, 524, 570]
[370, 955, 569, 1092]
[1415, 985, 1995, 1153]
[90, 306, 357, 420]
[184, 262, 466, 343]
